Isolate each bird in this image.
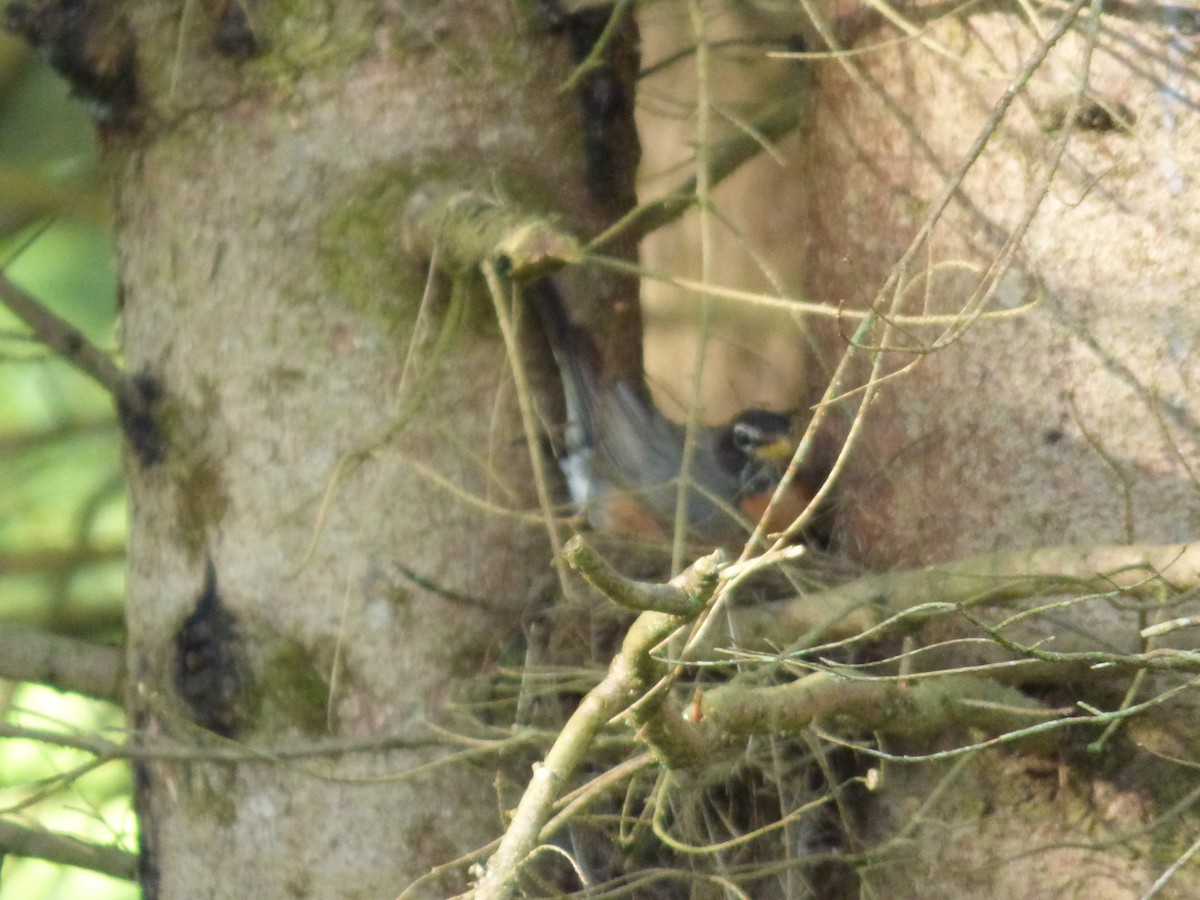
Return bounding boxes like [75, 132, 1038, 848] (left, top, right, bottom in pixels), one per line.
[527, 278, 815, 545]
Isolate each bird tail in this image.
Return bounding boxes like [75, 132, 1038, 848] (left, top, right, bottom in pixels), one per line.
[526, 278, 603, 454]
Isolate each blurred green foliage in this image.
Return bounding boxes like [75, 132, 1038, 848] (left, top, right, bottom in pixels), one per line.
[0, 35, 135, 900]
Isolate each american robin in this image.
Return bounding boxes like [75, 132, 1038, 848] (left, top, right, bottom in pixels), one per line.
[529, 279, 815, 545]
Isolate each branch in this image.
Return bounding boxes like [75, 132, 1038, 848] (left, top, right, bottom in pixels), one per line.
[0, 625, 123, 702]
[0, 272, 162, 464]
[473, 544, 722, 900]
[963, 612, 1200, 674]
[0, 819, 137, 881]
[587, 104, 804, 250]
[0, 419, 118, 454]
[473, 612, 681, 899]
[724, 542, 1200, 654]
[1, 605, 125, 638]
[701, 671, 1062, 752]
[0, 721, 548, 764]
[563, 533, 724, 614]
[0, 545, 124, 576]
[469, 540, 1197, 897]
[403, 184, 582, 279]
[0, 272, 149, 420]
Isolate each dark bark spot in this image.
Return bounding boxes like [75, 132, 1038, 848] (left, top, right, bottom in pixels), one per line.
[116, 369, 164, 467]
[172, 559, 253, 738]
[1076, 101, 1134, 133]
[4, 0, 140, 129]
[212, 0, 260, 61]
[1043, 97, 1134, 134]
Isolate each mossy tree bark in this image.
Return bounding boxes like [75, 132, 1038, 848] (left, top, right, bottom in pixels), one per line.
[71, 2, 640, 896]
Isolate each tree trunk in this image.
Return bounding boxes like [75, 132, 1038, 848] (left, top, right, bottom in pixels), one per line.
[799, 4, 1200, 896]
[99, 3, 636, 896]
[803, 3, 1200, 569]
[641, 1, 1200, 897]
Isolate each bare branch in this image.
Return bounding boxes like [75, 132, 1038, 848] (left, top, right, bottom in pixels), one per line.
[0, 819, 137, 881]
[702, 671, 1061, 754]
[587, 104, 804, 250]
[0, 272, 149, 420]
[563, 533, 724, 614]
[0, 721, 551, 765]
[0, 625, 124, 702]
[473, 546, 725, 900]
[724, 543, 1200, 654]
[0, 545, 124, 577]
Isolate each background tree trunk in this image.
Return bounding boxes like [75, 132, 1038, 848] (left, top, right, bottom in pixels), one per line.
[802, 4, 1200, 568]
[640, 1, 1200, 896]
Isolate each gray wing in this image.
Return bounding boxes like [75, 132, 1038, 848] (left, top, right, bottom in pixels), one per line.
[529, 278, 746, 539]
[596, 381, 746, 539]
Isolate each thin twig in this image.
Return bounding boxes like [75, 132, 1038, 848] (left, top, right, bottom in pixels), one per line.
[483, 263, 572, 595]
[0, 272, 149, 419]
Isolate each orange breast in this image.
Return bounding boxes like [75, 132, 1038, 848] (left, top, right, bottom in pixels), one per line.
[737, 479, 815, 540]
[588, 492, 673, 541]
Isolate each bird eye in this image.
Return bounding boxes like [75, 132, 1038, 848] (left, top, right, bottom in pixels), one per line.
[732, 422, 760, 451]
